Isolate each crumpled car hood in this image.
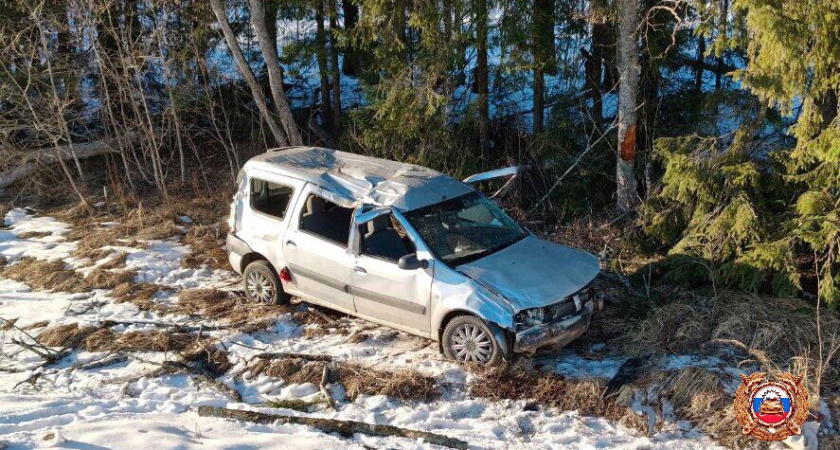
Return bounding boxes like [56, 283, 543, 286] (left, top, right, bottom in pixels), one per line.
[458, 236, 600, 310]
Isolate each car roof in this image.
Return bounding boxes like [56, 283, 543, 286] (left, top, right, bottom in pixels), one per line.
[245, 147, 474, 211]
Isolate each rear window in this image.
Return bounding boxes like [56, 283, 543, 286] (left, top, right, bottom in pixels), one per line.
[250, 178, 294, 220]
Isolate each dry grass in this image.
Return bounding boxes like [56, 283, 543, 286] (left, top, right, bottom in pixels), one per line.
[470, 361, 647, 433]
[37, 323, 97, 348]
[249, 357, 440, 402]
[0, 257, 136, 293]
[174, 289, 291, 332]
[181, 225, 228, 270]
[111, 282, 173, 313]
[85, 328, 195, 353]
[181, 341, 232, 377]
[17, 231, 51, 239]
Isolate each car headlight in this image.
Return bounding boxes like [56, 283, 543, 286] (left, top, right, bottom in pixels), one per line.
[515, 307, 545, 327]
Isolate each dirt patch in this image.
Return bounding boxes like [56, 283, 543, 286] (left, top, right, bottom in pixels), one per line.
[248, 357, 440, 402]
[37, 323, 98, 348]
[85, 329, 195, 353]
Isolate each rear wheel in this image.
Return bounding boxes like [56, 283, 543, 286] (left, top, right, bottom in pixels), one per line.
[243, 260, 289, 305]
[442, 315, 503, 366]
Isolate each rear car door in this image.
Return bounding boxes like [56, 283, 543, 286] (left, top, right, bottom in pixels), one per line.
[283, 184, 356, 314]
[236, 172, 306, 274]
[349, 210, 433, 334]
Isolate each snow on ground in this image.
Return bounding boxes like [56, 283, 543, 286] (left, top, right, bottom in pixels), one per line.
[0, 208, 733, 449]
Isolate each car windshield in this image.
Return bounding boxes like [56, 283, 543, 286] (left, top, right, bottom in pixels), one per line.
[403, 192, 528, 266]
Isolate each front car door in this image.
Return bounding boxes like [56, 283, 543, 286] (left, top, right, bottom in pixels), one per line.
[349, 209, 433, 335]
[282, 184, 356, 314]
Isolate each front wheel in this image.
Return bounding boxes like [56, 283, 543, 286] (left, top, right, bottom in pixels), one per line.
[442, 316, 503, 366]
[243, 260, 289, 305]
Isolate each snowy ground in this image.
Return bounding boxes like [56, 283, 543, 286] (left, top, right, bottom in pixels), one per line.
[0, 208, 759, 449]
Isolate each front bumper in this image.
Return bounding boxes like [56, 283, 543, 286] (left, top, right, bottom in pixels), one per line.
[513, 299, 598, 353]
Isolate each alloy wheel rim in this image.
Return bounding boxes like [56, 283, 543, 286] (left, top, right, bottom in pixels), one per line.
[246, 271, 274, 304]
[451, 323, 492, 363]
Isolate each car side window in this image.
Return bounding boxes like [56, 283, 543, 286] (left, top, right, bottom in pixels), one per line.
[250, 178, 294, 220]
[359, 214, 415, 262]
[299, 194, 353, 246]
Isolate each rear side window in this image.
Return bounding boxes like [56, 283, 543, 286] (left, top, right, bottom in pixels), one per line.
[250, 178, 294, 220]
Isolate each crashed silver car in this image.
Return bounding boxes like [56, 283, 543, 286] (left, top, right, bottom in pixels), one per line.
[226, 147, 602, 365]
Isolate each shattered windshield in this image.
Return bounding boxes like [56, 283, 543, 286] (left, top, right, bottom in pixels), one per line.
[403, 192, 528, 266]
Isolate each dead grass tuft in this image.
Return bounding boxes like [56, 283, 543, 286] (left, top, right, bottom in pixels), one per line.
[0, 257, 136, 293]
[111, 282, 173, 313]
[17, 231, 51, 239]
[470, 361, 647, 433]
[85, 329, 194, 353]
[181, 225, 228, 270]
[37, 323, 97, 348]
[1, 258, 88, 292]
[181, 341, 232, 377]
[249, 357, 440, 402]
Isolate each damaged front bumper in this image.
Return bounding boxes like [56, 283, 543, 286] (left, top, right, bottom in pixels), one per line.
[513, 297, 601, 353]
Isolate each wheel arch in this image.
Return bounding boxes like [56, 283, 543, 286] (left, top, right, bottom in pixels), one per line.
[436, 309, 512, 359]
[240, 252, 275, 274]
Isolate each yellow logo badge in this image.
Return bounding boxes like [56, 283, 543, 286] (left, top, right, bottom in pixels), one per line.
[734, 372, 809, 441]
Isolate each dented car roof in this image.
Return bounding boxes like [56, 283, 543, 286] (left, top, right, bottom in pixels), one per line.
[247, 147, 474, 211]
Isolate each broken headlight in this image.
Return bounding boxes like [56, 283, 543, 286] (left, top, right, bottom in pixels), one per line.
[515, 307, 545, 327]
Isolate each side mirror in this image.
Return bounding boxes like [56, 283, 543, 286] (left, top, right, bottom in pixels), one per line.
[398, 253, 428, 270]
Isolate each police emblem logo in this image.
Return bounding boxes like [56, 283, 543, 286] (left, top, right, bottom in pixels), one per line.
[734, 372, 809, 441]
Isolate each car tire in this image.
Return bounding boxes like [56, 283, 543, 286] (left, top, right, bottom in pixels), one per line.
[442, 315, 503, 366]
[243, 260, 289, 305]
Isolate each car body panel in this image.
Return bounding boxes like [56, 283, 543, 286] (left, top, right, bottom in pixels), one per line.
[457, 236, 601, 310]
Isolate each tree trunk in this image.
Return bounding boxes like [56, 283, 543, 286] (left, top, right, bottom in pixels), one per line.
[209, 0, 289, 146]
[248, 0, 304, 145]
[532, 0, 554, 135]
[0, 136, 128, 189]
[534, 67, 545, 134]
[341, 0, 362, 75]
[715, 0, 729, 90]
[694, 35, 705, 95]
[328, 0, 342, 131]
[615, 0, 640, 213]
[315, 0, 333, 129]
[474, 0, 490, 161]
[589, 0, 607, 130]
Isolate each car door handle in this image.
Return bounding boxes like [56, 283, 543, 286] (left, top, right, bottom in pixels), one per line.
[353, 266, 367, 274]
[286, 240, 296, 248]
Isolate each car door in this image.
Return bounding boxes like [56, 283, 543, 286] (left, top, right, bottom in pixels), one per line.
[237, 171, 307, 275]
[282, 184, 356, 314]
[349, 209, 433, 334]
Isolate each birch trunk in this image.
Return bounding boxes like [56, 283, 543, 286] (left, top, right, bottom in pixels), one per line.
[615, 0, 640, 213]
[209, 0, 289, 146]
[248, 0, 303, 145]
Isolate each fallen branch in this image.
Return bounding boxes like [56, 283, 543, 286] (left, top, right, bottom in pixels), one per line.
[197, 406, 469, 450]
[253, 352, 333, 362]
[0, 136, 132, 188]
[320, 363, 336, 410]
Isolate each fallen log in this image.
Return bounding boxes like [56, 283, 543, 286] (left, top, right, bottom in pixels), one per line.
[197, 406, 469, 449]
[0, 136, 132, 188]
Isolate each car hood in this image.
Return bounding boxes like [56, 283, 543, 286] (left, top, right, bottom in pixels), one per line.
[457, 236, 600, 310]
